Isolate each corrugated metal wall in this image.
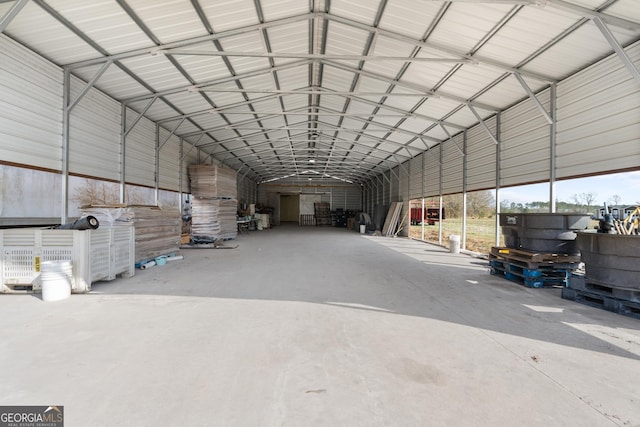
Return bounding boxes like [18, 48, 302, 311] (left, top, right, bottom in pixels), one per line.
[124, 108, 156, 188]
[0, 35, 62, 171]
[69, 76, 121, 181]
[501, 91, 551, 186]
[424, 146, 441, 197]
[409, 154, 423, 199]
[441, 134, 464, 195]
[258, 184, 360, 210]
[556, 41, 640, 178]
[466, 122, 497, 192]
[158, 128, 181, 192]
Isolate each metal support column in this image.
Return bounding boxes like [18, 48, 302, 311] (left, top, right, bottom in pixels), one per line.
[495, 112, 502, 247]
[462, 130, 468, 251]
[61, 69, 71, 224]
[550, 83, 557, 213]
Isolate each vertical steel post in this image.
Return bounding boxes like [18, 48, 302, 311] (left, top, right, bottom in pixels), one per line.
[495, 112, 502, 247]
[61, 69, 71, 224]
[550, 83, 557, 213]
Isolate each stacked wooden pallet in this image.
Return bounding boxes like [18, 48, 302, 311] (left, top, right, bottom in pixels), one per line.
[188, 164, 237, 197]
[191, 198, 237, 240]
[382, 202, 404, 236]
[314, 202, 331, 226]
[489, 247, 581, 288]
[188, 164, 238, 241]
[81, 205, 181, 263]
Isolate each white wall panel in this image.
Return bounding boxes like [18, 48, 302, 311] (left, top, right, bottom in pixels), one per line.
[424, 146, 441, 197]
[159, 129, 181, 191]
[500, 91, 551, 186]
[556, 42, 640, 178]
[390, 166, 400, 202]
[69, 76, 121, 180]
[0, 36, 62, 170]
[399, 162, 410, 201]
[441, 135, 464, 195]
[125, 108, 156, 187]
[409, 154, 423, 200]
[466, 123, 497, 192]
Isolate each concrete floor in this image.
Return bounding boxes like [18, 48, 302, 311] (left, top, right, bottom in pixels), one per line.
[1, 224, 639, 427]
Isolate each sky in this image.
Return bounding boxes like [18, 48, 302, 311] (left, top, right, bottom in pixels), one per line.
[496, 171, 640, 206]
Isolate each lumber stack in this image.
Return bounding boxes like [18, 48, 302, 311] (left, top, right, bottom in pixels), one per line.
[81, 205, 181, 263]
[188, 164, 238, 241]
[382, 202, 404, 236]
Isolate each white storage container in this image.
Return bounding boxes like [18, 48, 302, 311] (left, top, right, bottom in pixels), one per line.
[1, 227, 135, 293]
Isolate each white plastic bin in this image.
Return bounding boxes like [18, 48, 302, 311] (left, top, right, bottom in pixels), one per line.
[1, 227, 135, 293]
[359, 224, 366, 234]
[449, 235, 461, 254]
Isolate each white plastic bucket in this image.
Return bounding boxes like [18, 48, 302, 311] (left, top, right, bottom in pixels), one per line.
[449, 235, 461, 254]
[41, 260, 72, 301]
[359, 224, 366, 234]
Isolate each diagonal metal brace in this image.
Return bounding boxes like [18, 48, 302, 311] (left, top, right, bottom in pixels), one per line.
[467, 103, 499, 145]
[513, 72, 554, 125]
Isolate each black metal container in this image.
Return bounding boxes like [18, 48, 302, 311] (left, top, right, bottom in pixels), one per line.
[576, 231, 640, 290]
[500, 213, 591, 254]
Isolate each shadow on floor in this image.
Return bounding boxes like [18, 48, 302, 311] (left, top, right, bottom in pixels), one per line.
[90, 223, 640, 361]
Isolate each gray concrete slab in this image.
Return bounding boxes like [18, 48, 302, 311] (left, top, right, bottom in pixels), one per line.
[1, 224, 639, 426]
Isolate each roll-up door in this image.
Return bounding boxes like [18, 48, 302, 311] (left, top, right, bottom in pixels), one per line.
[441, 135, 464, 195]
[424, 145, 441, 197]
[69, 76, 121, 181]
[125, 108, 155, 187]
[556, 42, 640, 178]
[466, 121, 497, 192]
[409, 154, 423, 200]
[159, 128, 180, 192]
[500, 91, 551, 187]
[0, 35, 62, 171]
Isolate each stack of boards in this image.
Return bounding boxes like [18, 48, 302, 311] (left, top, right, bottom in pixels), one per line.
[81, 205, 181, 263]
[382, 202, 404, 236]
[189, 164, 238, 241]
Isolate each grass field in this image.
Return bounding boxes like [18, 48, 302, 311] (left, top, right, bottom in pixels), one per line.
[409, 217, 501, 254]
[410, 217, 601, 254]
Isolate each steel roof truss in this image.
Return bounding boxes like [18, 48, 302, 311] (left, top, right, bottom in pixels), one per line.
[592, 16, 640, 86]
[0, 0, 29, 33]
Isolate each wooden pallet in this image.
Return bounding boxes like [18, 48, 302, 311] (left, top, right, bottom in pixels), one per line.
[568, 274, 640, 303]
[490, 259, 570, 288]
[490, 247, 581, 270]
[562, 287, 640, 320]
